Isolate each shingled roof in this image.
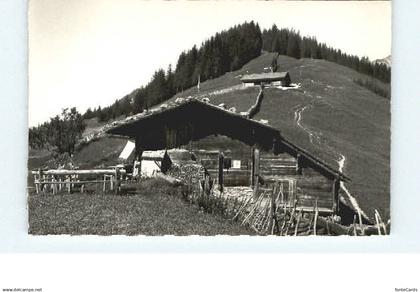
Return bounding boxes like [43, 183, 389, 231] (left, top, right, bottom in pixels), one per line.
[240, 72, 290, 83]
[107, 97, 348, 182]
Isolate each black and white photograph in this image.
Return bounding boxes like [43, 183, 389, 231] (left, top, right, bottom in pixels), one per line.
[5, 0, 420, 291]
[27, 0, 391, 236]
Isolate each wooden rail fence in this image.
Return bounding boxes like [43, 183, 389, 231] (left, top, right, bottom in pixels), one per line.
[31, 168, 126, 195]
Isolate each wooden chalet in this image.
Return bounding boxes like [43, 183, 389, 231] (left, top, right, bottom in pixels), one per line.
[241, 72, 291, 87]
[107, 97, 347, 214]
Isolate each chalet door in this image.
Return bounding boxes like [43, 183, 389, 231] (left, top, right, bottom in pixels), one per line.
[276, 179, 297, 206]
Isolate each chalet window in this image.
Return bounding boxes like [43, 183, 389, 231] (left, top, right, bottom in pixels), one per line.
[232, 160, 241, 169]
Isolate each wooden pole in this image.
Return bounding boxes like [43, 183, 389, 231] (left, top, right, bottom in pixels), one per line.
[53, 176, 58, 194]
[294, 208, 303, 236]
[218, 152, 224, 193]
[332, 177, 340, 213]
[250, 147, 255, 187]
[375, 212, 382, 235]
[103, 175, 106, 192]
[114, 167, 119, 195]
[110, 174, 114, 190]
[357, 209, 364, 235]
[253, 148, 260, 197]
[269, 187, 276, 233]
[34, 174, 39, 194]
[67, 176, 71, 194]
[314, 200, 318, 235]
[38, 168, 43, 193]
[134, 137, 143, 179]
[296, 154, 303, 175]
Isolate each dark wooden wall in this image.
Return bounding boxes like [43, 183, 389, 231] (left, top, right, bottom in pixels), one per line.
[191, 135, 338, 213]
[191, 136, 252, 186]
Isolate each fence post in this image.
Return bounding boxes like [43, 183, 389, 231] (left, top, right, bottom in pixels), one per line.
[67, 176, 71, 194]
[52, 176, 56, 194]
[250, 147, 255, 187]
[110, 174, 114, 191]
[218, 152, 224, 193]
[296, 154, 303, 175]
[253, 148, 260, 197]
[332, 176, 340, 213]
[103, 175, 106, 192]
[38, 168, 43, 193]
[34, 172, 39, 194]
[114, 167, 119, 195]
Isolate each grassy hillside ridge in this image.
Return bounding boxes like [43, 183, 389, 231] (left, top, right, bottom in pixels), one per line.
[171, 53, 390, 220]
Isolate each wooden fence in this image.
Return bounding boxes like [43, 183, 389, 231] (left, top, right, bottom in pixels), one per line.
[31, 168, 126, 195]
[180, 177, 389, 236]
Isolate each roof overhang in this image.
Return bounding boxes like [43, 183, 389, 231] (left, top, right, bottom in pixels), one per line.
[107, 98, 349, 182]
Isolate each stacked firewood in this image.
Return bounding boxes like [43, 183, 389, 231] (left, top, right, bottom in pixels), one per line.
[167, 163, 205, 186]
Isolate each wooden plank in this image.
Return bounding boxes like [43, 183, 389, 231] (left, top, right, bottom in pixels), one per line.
[278, 205, 333, 214]
[263, 175, 331, 185]
[254, 148, 260, 196]
[34, 174, 39, 194]
[31, 169, 126, 175]
[260, 168, 297, 176]
[103, 175, 106, 192]
[34, 180, 111, 184]
[207, 169, 249, 176]
[260, 152, 295, 160]
[296, 154, 303, 175]
[332, 177, 340, 213]
[251, 147, 255, 187]
[260, 157, 296, 163]
[260, 163, 296, 169]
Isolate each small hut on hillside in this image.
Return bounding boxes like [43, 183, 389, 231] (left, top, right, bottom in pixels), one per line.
[241, 72, 291, 87]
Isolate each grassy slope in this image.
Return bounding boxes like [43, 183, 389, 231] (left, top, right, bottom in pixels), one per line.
[28, 179, 254, 236]
[171, 53, 390, 220]
[73, 136, 127, 168]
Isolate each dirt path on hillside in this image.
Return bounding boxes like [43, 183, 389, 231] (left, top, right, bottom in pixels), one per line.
[338, 154, 368, 219]
[293, 96, 369, 220]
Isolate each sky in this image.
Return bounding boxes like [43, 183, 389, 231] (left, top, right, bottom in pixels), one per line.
[28, 0, 391, 127]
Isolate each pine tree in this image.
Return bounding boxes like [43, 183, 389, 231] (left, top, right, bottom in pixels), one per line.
[287, 34, 301, 59]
